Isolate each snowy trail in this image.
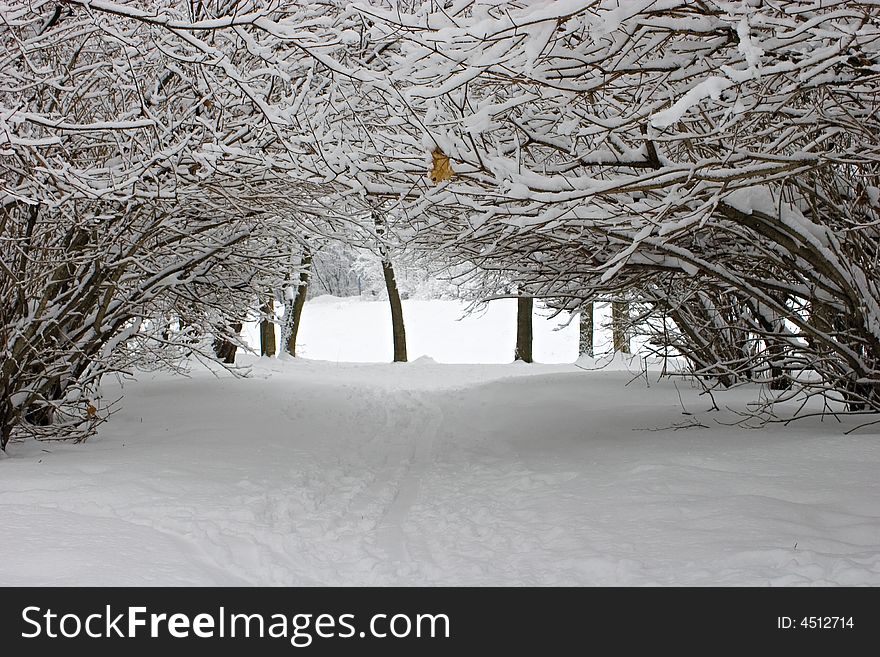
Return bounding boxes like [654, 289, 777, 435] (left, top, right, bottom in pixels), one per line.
[3, 358, 880, 586]
[372, 390, 444, 567]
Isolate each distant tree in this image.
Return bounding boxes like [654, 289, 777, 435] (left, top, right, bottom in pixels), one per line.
[579, 303, 594, 358]
[214, 322, 244, 365]
[612, 301, 631, 355]
[374, 211, 407, 362]
[260, 298, 277, 357]
[515, 295, 533, 363]
[282, 246, 313, 358]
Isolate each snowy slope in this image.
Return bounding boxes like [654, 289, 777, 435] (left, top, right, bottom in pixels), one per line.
[3, 299, 880, 586]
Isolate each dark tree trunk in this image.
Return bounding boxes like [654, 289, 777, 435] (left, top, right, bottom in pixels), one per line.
[612, 300, 630, 354]
[579, 302, 594, 357]
[382, 259, 408, 362]
[373, 209, 407, 363]
[515, 296, 533, 363]
[213, 321, 242, 364]
[260, 297, 276, 357]
[286, 248, 312, 357]
[0, 383, 15, 451]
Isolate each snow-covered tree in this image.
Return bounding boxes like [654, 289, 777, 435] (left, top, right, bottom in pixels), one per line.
[0, 0, 353, 447]
[324, 0, 880, 413]
[5, 0, 880, 449]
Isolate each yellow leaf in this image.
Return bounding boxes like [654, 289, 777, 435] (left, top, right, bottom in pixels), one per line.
[429, 148, 454, 184]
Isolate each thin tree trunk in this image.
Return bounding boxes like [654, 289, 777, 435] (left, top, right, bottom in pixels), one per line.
[260, 297, 276, 357]
[286, 248, 312, 357]
[515, 296, 533, 363]
[382, 259, 408, 362]
[579, 302, 593, 357]
[612, 300, 630, 354]
[373, 209, 407, 363]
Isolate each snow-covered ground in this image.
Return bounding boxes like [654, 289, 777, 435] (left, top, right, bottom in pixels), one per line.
[3, 298, 880, 585]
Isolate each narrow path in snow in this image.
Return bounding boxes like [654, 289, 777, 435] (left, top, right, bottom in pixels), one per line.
[372, 390, 444, 566]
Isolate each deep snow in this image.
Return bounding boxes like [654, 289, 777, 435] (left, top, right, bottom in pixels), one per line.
[3, 298, 880, 586]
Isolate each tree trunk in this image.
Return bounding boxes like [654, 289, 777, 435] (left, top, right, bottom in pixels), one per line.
[286, 248, 312, 357]
[373, 209, 407, 363]
[515, 296, 533, 363]
[260, 297, 276, 357]
[0, 385, 15, 451]
[612, 300, 630, 354]
[382, 259, 408, 362]
[213, 321, 242, 364]
[0, 420, 10, 451]
[579, 302, 594, 357]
